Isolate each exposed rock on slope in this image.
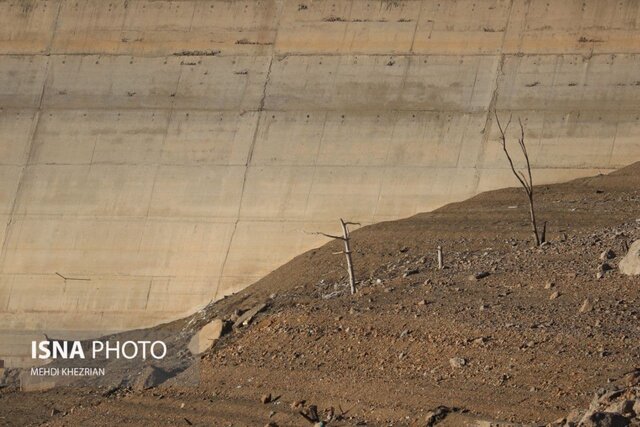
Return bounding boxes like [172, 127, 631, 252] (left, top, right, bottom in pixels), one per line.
[619, 240, 640, 276]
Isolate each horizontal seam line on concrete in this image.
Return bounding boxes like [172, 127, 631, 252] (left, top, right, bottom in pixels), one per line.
[2, 51, 640, 58]
[0, 273, 228, 278]
[0, 214, 377, 222]
[5, 107, 640, 113]
[4, 110, 640, 122]
[0, 164, 621, 169]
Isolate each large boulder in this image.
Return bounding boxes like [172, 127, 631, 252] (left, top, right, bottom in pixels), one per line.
[188, 319, 225, 355]
[619, 240, 640, 276]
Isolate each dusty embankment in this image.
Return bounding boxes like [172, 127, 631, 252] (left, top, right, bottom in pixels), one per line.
[1, 163, 640, 426]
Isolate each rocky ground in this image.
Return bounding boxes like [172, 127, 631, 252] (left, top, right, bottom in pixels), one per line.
[1, 163, 640, 426]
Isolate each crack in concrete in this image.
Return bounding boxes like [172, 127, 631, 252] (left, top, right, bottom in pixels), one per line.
[469, 0, 515, 196]
[214, 1, 285, 301]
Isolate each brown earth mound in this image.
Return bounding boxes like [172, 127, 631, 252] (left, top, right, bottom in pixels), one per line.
[2, 163, 640, 426]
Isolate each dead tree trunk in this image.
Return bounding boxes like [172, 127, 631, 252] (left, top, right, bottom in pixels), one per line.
[494, 111, 544, 247]
[307, 219, 360, 294]
[339, 219, 356, 294]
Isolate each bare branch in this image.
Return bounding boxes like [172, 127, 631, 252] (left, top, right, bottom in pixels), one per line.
[494, 110, 512, 136]
[519, 118, 534, 191]
[494, 111, 544, 246]
[517, 171, 532, 193]
[495, 111, 530, 192]
[304, 230, 345, 241]
[307, 219, 359, 294]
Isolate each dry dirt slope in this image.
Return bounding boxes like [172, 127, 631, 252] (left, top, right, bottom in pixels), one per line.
[2, 162, 640, 426]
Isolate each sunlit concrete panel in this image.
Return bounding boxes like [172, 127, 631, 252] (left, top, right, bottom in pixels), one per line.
[250, 111, 327, 166]
[385, 112, 486, 168]
[43, 56, 182, 109]
[0, 56, 49, 108]
[277, 21, 348, 55]
[148, 165, 245, 218]
[412, 0, 511, 55]
[252, 111, 487, 168]
[0, 0, 59, 54]
[186, 0, 280, 53]
[173, 56, 271, 110]
[239, 166, 315, 220]
[14, 164, 156, 216]
[401, 55, 499, 111]
[52, 0, 280, 56]
[340, 21, 416, 54]
[2, 218, 235, 277]
[280, 0, 351, 21]
[162, 111, 258, 165]
[137, 220, 235, 277]
[31, 110, 170, 165]
[276, 0, 418, 54]
[0, 215, 8, 256]
[0, 275, 9, 311]
[61, 278, 152, 312]
[374, 166, 478, 220]
[330, 0, 418, 53]
[4, 218, 144, 254]
[480, 111, 640, 170]
[266, 55, 405, 110]
[1, 218, 145, 275]
[305, 166, 384, 221]
[504, 0, 640, 54]
[497, 54, 640, 112]
[219, 219, 337, 291]
[145, 277, 218, 313]
[52, 0, 199, 55]
[266, 55, 499, 111]
[278, 0, 352, 51]
[0, 166, 22, 215]
[50, 0, 129, 54]
[0, 110, 35, 165]
[3, 275, 65, 312]
[316, 112, 396, 166]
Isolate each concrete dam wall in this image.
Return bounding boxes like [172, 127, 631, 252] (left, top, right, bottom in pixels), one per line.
[2, 0, 640, 366]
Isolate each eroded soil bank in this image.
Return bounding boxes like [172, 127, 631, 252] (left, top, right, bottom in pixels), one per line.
[2, 163, 640, 426]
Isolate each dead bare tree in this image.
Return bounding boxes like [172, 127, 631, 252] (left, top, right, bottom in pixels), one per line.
[307, 218, 360, 294]
[494, 111, 545, 246]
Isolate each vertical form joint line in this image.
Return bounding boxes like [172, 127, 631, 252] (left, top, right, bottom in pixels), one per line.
[47, 0, 64, 54]
[217, 5, 280, 298]
[409, 0, 424, 54]
[0, 44, 54, 268]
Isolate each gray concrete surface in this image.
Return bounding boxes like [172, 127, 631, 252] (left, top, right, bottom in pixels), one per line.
[1, 0, 640, 366]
